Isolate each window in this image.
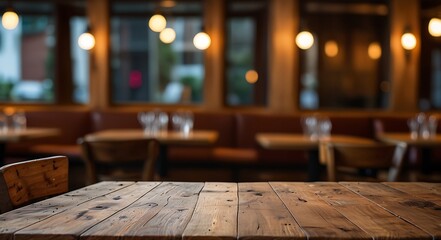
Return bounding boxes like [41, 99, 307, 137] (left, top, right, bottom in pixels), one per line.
[298, 0, 389, 109]
[110, 1, 204, 104]
[419, 0, 441, 110]
[225, 0, 268, 106]
[0, 2, 55, 102]
[0, 1, 89, 104]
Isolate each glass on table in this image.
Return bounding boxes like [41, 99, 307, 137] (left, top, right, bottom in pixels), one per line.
[12, 110, 27, 131]
[407, 117, 419, 139]
[172, 110, 193, 136]
[428, 115, 438, 138]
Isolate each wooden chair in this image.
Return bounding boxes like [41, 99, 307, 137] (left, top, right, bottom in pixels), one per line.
[0, 156, 69, 214]
[320, 142, 407, 182]
[79, 138, 160, 184]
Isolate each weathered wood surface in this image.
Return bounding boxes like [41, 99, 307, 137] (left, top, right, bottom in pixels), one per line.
[271, 182, 370, 240]
[342, 182, 441, 239]
[0, 181, 134, 240]
[385, 182, 441, 205]
[312, 182, 431, 240]
[81, 182, 203, 240]
[182, 182, 238, 240]
[15, 182, 160, 240]
[1, 182, 440, 240]
[237, 182, 305, 240]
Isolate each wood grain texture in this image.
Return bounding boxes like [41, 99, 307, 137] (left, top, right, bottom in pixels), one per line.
[312, 182, 431, 240]
[0, 181, 134, 240]
[237, 182, 305, 240]
[342, 182, 441, 239]
[385, 182, 441, 206]
[80, 182, 204, 240]
[0, 156, 68, 210]
[271, 182, 371, 240]
[182, 182, 238, 240]
[14, 182, 159, 240]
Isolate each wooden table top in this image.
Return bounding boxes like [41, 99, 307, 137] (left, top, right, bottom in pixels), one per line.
[0, 128, 59, 143]
[378, 132, 441, 147]
[1, 181, 439, 240]
[84, 129, 218, 145]
[256, 133, 376, 150]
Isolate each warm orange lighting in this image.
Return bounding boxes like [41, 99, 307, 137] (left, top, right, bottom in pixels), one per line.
[324, 40, 338, 57]
[428, 18, 441, 37]
[148, 14, 167, 32]
[2, 9, 19, 30]
[368, 42, 382, 60]
[78, 32, 95, 50]
[401, 32, 416, 50]
[245, 70, 258, 84]
[193, 32, 211, 50]
[3, 107, 15, 116]
[296, 31, 314, 50]
[160, 28, 176, 44]
[160, 0, 176, 8]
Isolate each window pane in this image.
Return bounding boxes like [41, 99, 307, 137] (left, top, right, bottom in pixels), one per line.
[110, 1, 204, 104]
[0, 3, 55, 102]
[299, 1, 389, 110]
[225, 1, 268, 106]
[70, 17, 89, 104]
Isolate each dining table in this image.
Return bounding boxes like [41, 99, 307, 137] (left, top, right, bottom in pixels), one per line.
[377, 133, 441, 175]
[0, 181, 439, 240]
[0, 128, 60, 166]
[256, 133, 376, 181]
[83, 129, 219, 176]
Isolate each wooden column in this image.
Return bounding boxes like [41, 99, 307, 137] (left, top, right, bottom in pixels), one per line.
[389, 0, 420, 111]
[268, 0, 299, 113]
[87, 0, 110, 110]
[203, 0, 225, 110]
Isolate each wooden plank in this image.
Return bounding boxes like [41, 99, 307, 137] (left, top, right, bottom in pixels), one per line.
[342, 182, 441, 239]
[312, 182, 431, 240]
[80, 182, 204, 240]
[14, 182, 160, 240]
[182, 182, 238, 240]
[0, 181, 135, 240]
[270, 182, 371, 240]
[237, 182, 305, 240]
[385, 182, 441, 206]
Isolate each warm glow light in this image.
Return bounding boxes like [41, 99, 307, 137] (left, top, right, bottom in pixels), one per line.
[428, 18, 441, 37]
[160, 0, 176, 8]
[148, 14, 167, 32]
[160, 28, 176, 44]
[296, 31, 314, 50]
[3, 107, 15, 116]
[78, 32, 95, 50]
[401, 33, 416, 50]
[368, 42, 382, 60]
[193, 32, 211, 50]
[2, 10, 19, 30]
[324, 40, 338, 57]
[245, 70, 258, 84]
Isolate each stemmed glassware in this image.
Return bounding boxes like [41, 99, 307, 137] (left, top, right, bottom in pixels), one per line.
[301, 115, 332, 140]
[172, 110, 194, 136]
[138, 110, 168, 136]
[0, 108, 27, 133]
[408, 112, 438, 139]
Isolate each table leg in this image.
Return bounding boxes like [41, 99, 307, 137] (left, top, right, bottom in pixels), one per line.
[157, 145, 168, 177]
[308, 149, 320, 181]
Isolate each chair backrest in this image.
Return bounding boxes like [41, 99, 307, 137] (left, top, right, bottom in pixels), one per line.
[0, 156, 69, 213]
[321, 142, 407, 181]
[79, 138, 159, 184]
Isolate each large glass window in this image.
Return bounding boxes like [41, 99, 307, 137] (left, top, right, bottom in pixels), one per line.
[110, 1, 204, 104]
[298, 0, 389, 110]
[419, 1, 441, 110]
[70, 16, 90, 104]
[0, 2, 55, 102]
[225, 0, 268, 106]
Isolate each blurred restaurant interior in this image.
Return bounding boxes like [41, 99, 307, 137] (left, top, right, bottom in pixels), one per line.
[0, 0, 441, 189]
